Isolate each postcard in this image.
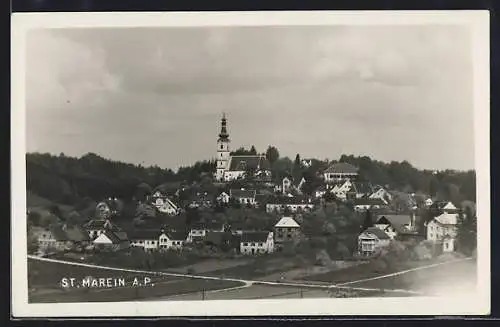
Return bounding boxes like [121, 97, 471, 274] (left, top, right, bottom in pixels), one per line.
[11, 10, 490, 317]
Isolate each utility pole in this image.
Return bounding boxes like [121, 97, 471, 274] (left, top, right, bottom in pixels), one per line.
[202, 288, 205, 300]
[299, 288, 303, 298]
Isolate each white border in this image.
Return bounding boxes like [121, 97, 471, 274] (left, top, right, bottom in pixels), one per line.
[11, 10, 490, 317]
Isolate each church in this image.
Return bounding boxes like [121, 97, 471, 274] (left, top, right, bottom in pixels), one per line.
[215, 113, 272, 182]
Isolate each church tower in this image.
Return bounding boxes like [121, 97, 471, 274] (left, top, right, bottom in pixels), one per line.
[215, 113, 231, 181]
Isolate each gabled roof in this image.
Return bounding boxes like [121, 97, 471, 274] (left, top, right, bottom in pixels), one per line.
[98, 230, 128, 244]
[165, 230, 189, 241]
[354, 198, 386, 206]
[230, 189, 256, 199]
[376, 215, 412, 233]
[83, 219, 120, 231]
[434, 213, 458, 225]
[361, 227, 390, 240]
[228, 155, 271, 171]
[241, 231, 271, 243]
[324, 162, 359, 174]
[127, 229, 161, 240]
[275, 217, 300, 228]
[430, 201, 457, 211]
[352, 182, 374, 195]
[267, 195, 314, 205]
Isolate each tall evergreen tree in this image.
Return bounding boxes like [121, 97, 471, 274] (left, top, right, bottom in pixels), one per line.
[457, 207, 477, 255]
[250, 145, 257, 155]
[361, 209, 374, 231]
[265, 146, 280, 164]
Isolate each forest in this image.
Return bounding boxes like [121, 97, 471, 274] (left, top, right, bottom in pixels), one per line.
[26, 149, 476, 208]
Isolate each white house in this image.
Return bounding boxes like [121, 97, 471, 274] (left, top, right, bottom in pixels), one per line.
[186, 222, 226, 243]
[230, 189, 257, 206]
[93, 230, 130, 251]
[266, 196, 316, 213]
[83, 219, 120, 240]
[159, 231, 189, 250]
[240, 231, 274, 255]
[150, 191, 179, 215]
[274, 217, 301, 243]
[358, 227, 391, 257]
[369, 187, 393, 204]
[128, 230, 161, 251]
[374, 214, 416, 239]
[426, 212, 458, 252]
[216, 192, 230, 204]
[353, 198, 386, 212]
[36, 225, 71, 252]
[424, 198, 434, 207]
[323, 162, 359, 183]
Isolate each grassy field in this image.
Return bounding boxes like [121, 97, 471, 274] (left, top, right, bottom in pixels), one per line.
[344, 258, 477, 295]
[301, 259, 441, 283]
[28, 259, 242, 303]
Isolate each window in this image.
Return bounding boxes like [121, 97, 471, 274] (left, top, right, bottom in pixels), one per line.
[259, 243, 263, 246]
[444, 243, 448, 250]
[221, 144, 224, 150]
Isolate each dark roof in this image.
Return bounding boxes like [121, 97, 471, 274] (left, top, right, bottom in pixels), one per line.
[324, 162, 359, 174]
[352, 182, 374, 194]
[190, 221, 224, 231]
[101, 230, 128, 244]
[205, 231, 232, 245]
[267, 195, 314, 205]
[354, 198, 386, 206]
[127, 229, 161, 240]
[376, 215, 412, 233]
[83, 219, 120, 231]
[241, 231, 270, 242]
[230, 189, 256, 199]
[361, 227, 390, 240]
[229, 156, 271, 171]
[166, 230, 189, 241]
[100, 198, 124, 212]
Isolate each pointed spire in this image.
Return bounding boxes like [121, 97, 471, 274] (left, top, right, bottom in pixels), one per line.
[219, 112, 229, 140]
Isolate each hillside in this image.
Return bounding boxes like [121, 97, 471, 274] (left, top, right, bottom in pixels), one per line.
[26, 152, 475, 208]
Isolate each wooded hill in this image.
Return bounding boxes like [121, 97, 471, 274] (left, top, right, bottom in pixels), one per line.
[26, 151, 476, 208]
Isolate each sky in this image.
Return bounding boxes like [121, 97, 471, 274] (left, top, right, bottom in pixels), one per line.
[25, 25, 475, 171]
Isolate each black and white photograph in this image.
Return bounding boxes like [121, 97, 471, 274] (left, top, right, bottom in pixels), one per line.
[11, 11, 490, 317]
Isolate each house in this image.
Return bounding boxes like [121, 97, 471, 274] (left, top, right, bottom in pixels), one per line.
[36, 225, 72, 252]
[159, 230, 189, 250]
[150, 191, 179, 215]
[374, 214, 417, 239]
[83, 219, 120, 240]
[357, 227, 391, 257]
[266, 196, 316, 213]
[274, 217, 301, 243]
[186, 222, 226, 243]
[426, 212, 458, 252]
[95, 198, 124, 219]
[216, 191, 230, 204]
[314, 184, 329, 199]
[323, 162, 359, 183]
[188, 192, 213, 209]
[240, 231, 274, 255]
[203, 231, 238, 251]
[128, 230, 161, 251]
[369, 186, 393, 204]
[301, 159, 313, 168]
[430, 201, 458, 213]
[353, 198, 387, 212]
[93, 230, 130, 251]
[424, 198, 434, 207]
[230, 189, 257, 206]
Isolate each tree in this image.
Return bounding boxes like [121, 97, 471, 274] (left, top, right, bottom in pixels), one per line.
[456, 207, 477, 255]
[265, 146, 280, 164]
[361, 210, 374, 231]
[250, 145, 257, 155]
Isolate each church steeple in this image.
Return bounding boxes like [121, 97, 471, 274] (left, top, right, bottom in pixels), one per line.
[219, 112, 229, 140]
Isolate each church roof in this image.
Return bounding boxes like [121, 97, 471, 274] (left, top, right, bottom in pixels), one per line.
[324, 162, 359, 174]
[228, 155, 271, 171]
